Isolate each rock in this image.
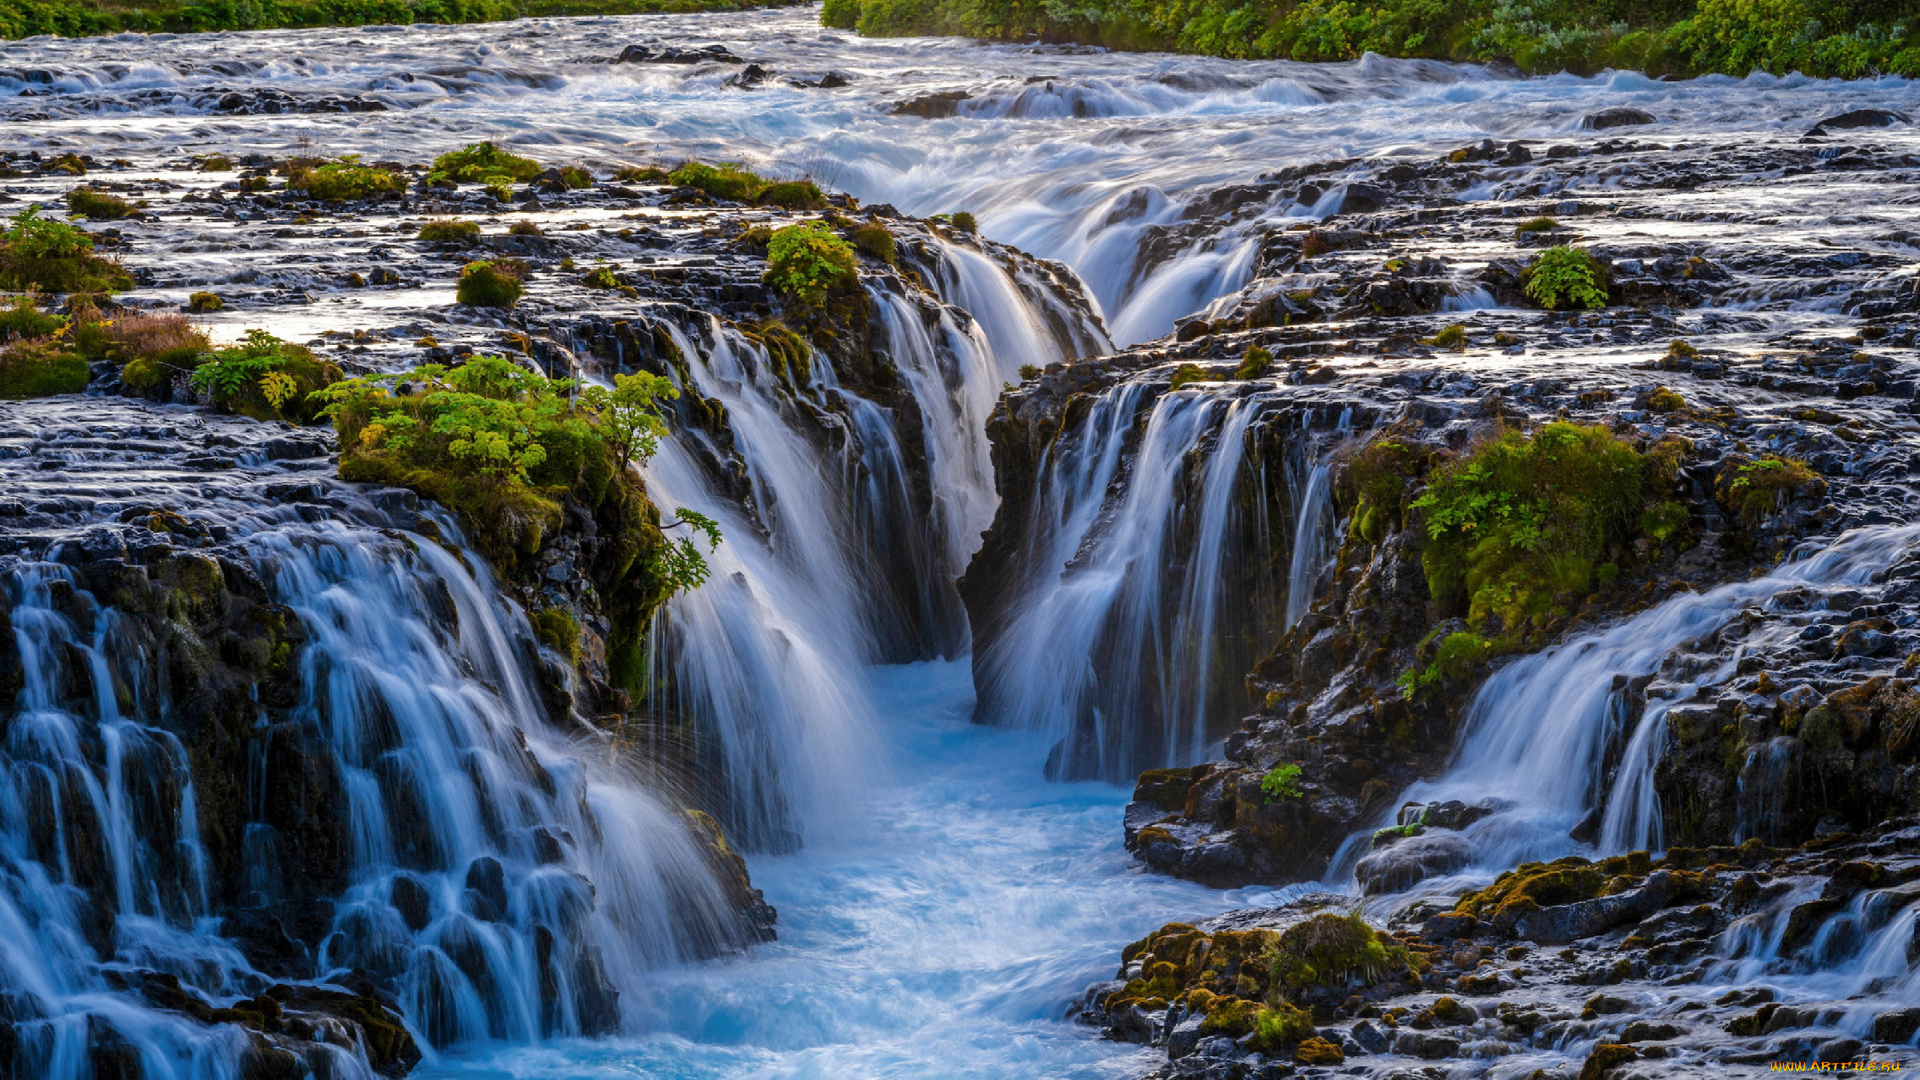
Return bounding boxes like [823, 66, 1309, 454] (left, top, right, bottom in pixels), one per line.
[1510, 870, 1690, 944]
[1355, 830, 1472, 893]
[617, 43, 743, 64]
[389, 874, 431, 932]
[1619, 1020, 1684, 1042]
[1326, 183, 1390, 215]
[463, 856, 508, 922]
[891, 90, 971, 118]
[1293, 1036, 1344, 1065]
[1580, 1043, 1637, 1080]
[1581, 107, 1654, 130]
[1872, 1008, 1920, 1043]
[1394, 1030, 1459, 1059]
[1167, 1013, 1206, 1058]
[1809, 108, 1910, 135]
[1349, 1019, 1388, 1053]
[1421, 912, 1481, 939]
[1585, 993, 1634, 1015]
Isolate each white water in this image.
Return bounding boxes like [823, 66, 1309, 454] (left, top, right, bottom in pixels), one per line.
[414, 662, 1235, 1080]
[5, 8, 1916, 342]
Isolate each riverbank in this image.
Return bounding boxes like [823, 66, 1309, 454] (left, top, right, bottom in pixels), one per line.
[824, 0, 1919, 80]
[0, 0, 789, 40]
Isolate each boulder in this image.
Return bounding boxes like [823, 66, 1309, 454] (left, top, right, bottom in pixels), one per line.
[1808, 108, 1910, 136]
[1581, 107, 1654, 130]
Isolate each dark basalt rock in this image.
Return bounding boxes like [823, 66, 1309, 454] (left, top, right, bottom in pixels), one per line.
[891, 89, 971, 117]
[1581, 107, 1655, 130]
[1809, 108, 1911, 135]
[617, 43, 744, 64]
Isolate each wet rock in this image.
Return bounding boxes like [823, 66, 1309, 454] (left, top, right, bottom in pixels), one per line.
[1872, 1008, 1920, 1044]
[463, 855, 508, 922]
[1349, 1019, 1388, 1053]
[1581, 108, 1654, 130]
[1167, 1013, 1206, 1058]
[617, 43, 743, 64]
[1580, 1043, 1637, 1080]
[1325, 183, 1390, 215]
[891, 90, 971, 118]
[1393, 1030, 1459, 1058]
[389, 874, 431, 932]
[1808, 108, 1911, 136]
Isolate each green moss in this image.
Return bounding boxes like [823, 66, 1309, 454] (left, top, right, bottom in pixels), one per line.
[763, 222, 857, 307]
[615, 165, 671, 184]
[1263, 912, 1413, 1002]
[1234, 344, 1272, 379]
[669, 161, 767, 201]
[1716, 454, 1822, 523]
[1523, 246, 1609, 311]
[1429, 323, 1468, 350]
[457, 259, 526, 308]
[66, 187, 137, 219]
[821, 0, 860, 27]
[556, 165, 593, 189]
[508, 221, 544, 237]
[1411, 422, 1683, 631]
[1645, 386, 1685, 413]
[531, 608, 582, 665]
[759, 180, 826, 210]
[188, 291, 223, 312]
[949, 211, 977, 233]
[430, 142, 541, 187]
[0, 338, 87, 397]
[1397, 630, 1497, 699]
[582, 266, 621, 289]
[1340, 432, 1424, 545]
[0, 294, 66, 340]
[1168, 363, 1211, 391]
[418, 219, 482, 244]
[1452, 856, 1607, 920]
[1515, 216, 1560, 234]
[851, 221, 896, 264]
[290, 157, 406, 201]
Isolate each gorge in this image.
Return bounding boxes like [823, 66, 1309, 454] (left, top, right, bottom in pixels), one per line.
[1, 7, 1919, 1079]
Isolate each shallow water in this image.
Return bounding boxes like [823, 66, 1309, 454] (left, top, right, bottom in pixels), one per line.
[413, 661, 1233, 1079]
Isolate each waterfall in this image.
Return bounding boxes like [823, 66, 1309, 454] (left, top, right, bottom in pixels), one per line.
[0, 509, 750, 1079]
[972, 384, 1275, 779]
[1284, 462, 1333, 628]
[1358, 523, 1920, 879]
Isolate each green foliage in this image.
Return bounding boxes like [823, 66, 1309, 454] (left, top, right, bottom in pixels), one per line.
[1523, 246, 1608, 311]
[66, 188, 137, 220]
[583, 266, 621, 289]
[1019, 363, 1041, 381]
[0, 205, 132, 293]
[1247, 1003, 1317, 1054]
[508, 220, 544, 237]
[418, 219, 482, 244]
[198, 154, 235, 172]
[1718, 454, 1821, 523]
[556, 165, 593, 189]
[1341, 433, 1424, 545]
[185, 328, 339, 421]
[0, 294, 66, 340]
[1234, 344, 1272, 379]
[531, 607, 582, 665]
[290, 156, 406, 201]
[1410, 422, 1683, 630]
[1169, 363, 1211, 391]
[1261, 763, 1304, 801]
[1429, 323, 1467, 350]
[457, 259, 526, 308]
[824, 0, 1915, 77]
[949, 211, 977, 233]
[0, 336, 86, 398]
[759, 180, 826, 210]
[320, 355, 718, 600]
[0, 0, 755, 41]
[188, 291, 223, 312]
[429, 142, 542, 190]
[1645, 385, 1685, 413]
[1516, 216, 1560, 234]
[1263, 912, 1412, 1001]
[1398, 630, 1496, 698]
[851, 221, 897, 264]
[615, 165, 671, 184]
[763, 222, 858, 307]
[669, 161, 767, 201]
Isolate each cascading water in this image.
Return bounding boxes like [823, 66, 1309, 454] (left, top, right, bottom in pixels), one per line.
[1283, 462, 1334, 629]
[0, 492, 751, 1078]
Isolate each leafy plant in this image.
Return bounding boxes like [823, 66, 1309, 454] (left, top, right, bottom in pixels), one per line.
[949, 211, 977, 233]
[5, 204, 90, 258]
[1234, 344, 1272, 379]
[763, 221, 857, 307]
[1261, 763, 1304, 801]
[290, 156, 406, 201]
[429, 141, 542, 187]
[0, 205, 131, 293]
[457, 259, 526, 307]
[1523, 246, 1608, 311]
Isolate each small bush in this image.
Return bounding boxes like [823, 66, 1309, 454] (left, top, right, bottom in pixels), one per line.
[290, 156, 405, 202]
[736, 225, 774, 250]
[1718, 455, 1822, 523]
[188, 291, 223, 313]
[44, 153, 85, 176]
[1645, 386, 1685, 413]
[763, 222, 857, 307]
[822, 0, 861, 27]
[1429, 323, 1467, 350]
[1515, 216, 1559, 234]
[418, 219, 481, 244]
[759, 179, 825, 210]
[67, 188, 137, 220]
[0, 205, 132, 293]
[669, 161, 767, 202]
[0, 295, 66, 340]
[615, 165, 670, 184]
[851, 221, 896, 263]
[1261, 763, 1303, 801]
[1265, 912, 1412, 1000]
[1248, 1004, 1317, 1055]
[1234, 344, 1272, 379]
[97, 312, 214, 392]
[583, 266, 620, 289]
[430, 142, 542, 186]
[1668, 339, 1698, 358]
[557, 166, 593, 189]
[1019, 363, 1041, 381]
[1398, 630, 1495, 698]
[198, 155, 235, 172]
[186, 328, 339, 422]
[949, 211, 977, 233]
[1523, 246, 1607, 310]
[508, 221, 544, 237]
[457, 259, 527, 308]
[1169, 363, 1210, 390]
[0, 337, 87, 398]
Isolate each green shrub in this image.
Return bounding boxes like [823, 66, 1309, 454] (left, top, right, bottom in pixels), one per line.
[1645, 386, 1685, 413]
[950, 211, 977, 233]
[1261, 763, 1304, 801]
[1168, 363, 1210, 390]
[531, 607, 582, 665]
[1411, 422, 1683, 630]
[822, 0, 860, 27]
[508, 221, 543, 236]
[43, 153, 85, 176]
[197, 154, 234, 172]
[1398, 630, 1496, 698]
[185, 328, 340, 422]
[188, 291, 223, 313]
[418, 219, 481, 244]
[1234, 344, 1272, 379]
[763, 222, 857, 307]
[851, 221, 896, 264]
[668, 161, 767, 202]
[759, 179, 825, 210]
[457, 259, 526, 307]
[583, 266, 620, 289]
[66, 188, 137, 220]
[290, 156, 405, 201]
[1247, 1003, 1317, 1055]
[1018, 363, 1041, 381]
[1515, 216, 1559, 234]
[1717, 454, 1822, 523]
[429, 142, 542, 187]
[0, 337, 87, 398]
[615, 165, 671, 184]
[0, 205, 132, 293]
[557, 166, 593, 189]
[0, 294, 66, 340]
[1523, 246, 1608, 311]
[1263, 912, 1412, 1001]
[1341, 432, 1423, 544]
[1429, 323, 1467, 350]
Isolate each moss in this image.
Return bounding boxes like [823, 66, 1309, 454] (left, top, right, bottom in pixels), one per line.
[1294, 1036, 1346, 1065]
[1412, 422, 1682, 631]
[1249, 1003, 1316, 1054]
[1429, 323, 1467, 350]
[759, 180, 825, 210]
[66, 187, 137, 220]
[615, 165, 670, 184]
[289, 157, 405, 201]
[43, 153, 85, 175]
[669, 161, 767, 202]
[1515, 216, 1559, 234]
[1716, 454, 1822, 524]
[1645, 386, 1685, 413]
[1668, 339, 1698, 359]
[1168, 363, 1211, 391]
[0, 206, 132, 293]
[1453, 857, 1607, 920]
[418, 219, 481, 244]
[1340, 430, 1425, 544]
[531, 608, 582, 666]
[1398, 630, 1497, 698]
[851, 221, 896, 264]
[1234, 344, 1272, 379]
[457, 259, 526, 308]
[557, 165, 593, 189]
[1264, 912, 1413, 1001]
[430, 142, 541, 186]
[187, 291, 223, 313]
[508, 221, 543, 237]
[0, 338, 87, 397]
[182, 331, 340, 422]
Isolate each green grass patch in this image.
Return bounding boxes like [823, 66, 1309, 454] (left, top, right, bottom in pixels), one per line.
[289, 156, 406, 202]
[457, 259, 527, 307]
[1234, 344, 1272, 379]
[66, 188, 137, 220]
[1717, 454, 1822, 523]
[418, 219, 482, 244]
